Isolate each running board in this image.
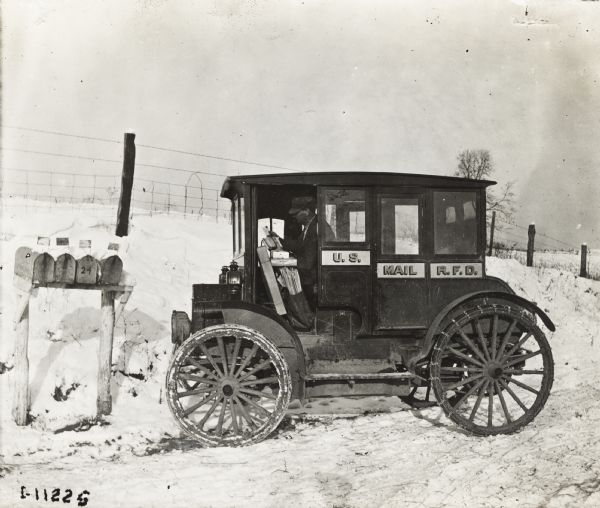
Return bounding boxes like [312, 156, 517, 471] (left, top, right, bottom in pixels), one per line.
[304, 372, 415, 381]
[303, 372, 414, 397]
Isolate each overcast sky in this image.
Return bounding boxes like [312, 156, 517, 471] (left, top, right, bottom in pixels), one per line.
[2, 0, 599, 248]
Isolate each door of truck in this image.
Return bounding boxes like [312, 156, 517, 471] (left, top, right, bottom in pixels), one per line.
[373, 189, 429, 331]
[317, 186, 372, 335]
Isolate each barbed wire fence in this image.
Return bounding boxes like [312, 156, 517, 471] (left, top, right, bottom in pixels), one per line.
[2, 169, 233, 221]
[489, 217, 598, 281]
[0, 126, 300, 223]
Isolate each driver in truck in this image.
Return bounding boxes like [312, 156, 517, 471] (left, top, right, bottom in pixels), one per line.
[269, 196, 333, 310]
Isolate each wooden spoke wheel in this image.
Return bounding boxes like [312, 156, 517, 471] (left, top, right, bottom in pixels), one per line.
[431, 304, 554, 435]
[166, 324, 292, 447]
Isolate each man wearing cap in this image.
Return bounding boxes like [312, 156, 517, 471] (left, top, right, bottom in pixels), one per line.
[270, 196, 329, 310]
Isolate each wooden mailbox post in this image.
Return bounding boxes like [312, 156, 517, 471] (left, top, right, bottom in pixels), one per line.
[12, 242, 134, 425]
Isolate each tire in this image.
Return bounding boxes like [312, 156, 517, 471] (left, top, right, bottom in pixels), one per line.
[431, 303, 554, 435]
[166, 324, 292, 447]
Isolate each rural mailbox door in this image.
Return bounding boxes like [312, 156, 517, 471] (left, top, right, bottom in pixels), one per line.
[373, 190, 429, 331]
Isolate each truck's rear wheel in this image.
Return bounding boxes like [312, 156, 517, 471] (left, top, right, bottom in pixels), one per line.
[431, 304, 553, 435]
[166, 324, 292, 446]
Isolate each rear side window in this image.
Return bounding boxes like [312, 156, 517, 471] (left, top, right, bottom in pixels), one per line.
[434, 191, 478, 255]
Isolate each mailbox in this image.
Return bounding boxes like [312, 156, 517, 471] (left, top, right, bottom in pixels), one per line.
[100, 255, 123, 285]
[76, 255, 100, 284]
[32, 253, 55, 284]
[54, 253, 76, 284]
[14, 247, 37, 280]
[14, 243, 127, 289]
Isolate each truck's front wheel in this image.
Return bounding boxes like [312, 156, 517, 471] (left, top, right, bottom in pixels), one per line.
[166, 324, 292, 446]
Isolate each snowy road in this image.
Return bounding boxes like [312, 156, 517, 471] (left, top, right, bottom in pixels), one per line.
[2, 383, 600, 508]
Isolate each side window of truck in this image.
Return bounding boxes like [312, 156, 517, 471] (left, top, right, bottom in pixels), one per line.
[433, 191, 478, 255]
[380, 197, 420, 255]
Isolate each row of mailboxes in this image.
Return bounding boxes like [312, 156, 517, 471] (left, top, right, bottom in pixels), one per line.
[14, 247, 123, 286]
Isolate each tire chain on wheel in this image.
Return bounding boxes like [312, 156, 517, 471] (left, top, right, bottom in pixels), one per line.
[166, 324, 292, 447]
[430, 303, 554, 436]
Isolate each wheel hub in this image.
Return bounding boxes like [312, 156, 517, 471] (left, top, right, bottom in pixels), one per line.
[218, 377, 239, 398]
[485, 362, 504, 380]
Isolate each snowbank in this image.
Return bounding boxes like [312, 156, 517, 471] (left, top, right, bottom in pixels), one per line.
[1, 198, 231, 456]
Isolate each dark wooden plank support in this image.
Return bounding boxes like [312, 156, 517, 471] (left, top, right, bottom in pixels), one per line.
[526, 223, 535, 267]
[115, 289, 133, 321]
[12, 298, 30, 426]
[488, 211, 496, 257]
[256, 246, 286, 315]
[97, 290, 115, 416]
[116, 132, 136, 237]
[33, 282, 134, 291]
[580, 243, 588, 278]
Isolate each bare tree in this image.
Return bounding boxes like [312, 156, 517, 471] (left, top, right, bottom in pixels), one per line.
[455, 149, 493, 180]
[455, 149, 515, 227]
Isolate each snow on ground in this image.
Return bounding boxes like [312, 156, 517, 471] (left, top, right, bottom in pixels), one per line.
[494, 249, 600, 282]
[1, 198, 599, 507]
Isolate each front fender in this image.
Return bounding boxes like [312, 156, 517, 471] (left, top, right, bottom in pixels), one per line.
[409, 291, 555, 369]
[219, 302, 303, 349]
[219, 302, 306, 400]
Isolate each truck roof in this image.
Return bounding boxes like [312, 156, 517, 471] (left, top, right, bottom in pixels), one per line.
[221, 171, 496, 199]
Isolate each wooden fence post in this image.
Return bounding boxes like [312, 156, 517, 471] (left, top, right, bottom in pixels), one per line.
[13, 299, 30, 425]
[167, 183, 171, 214]
[150, 183, 154, 216]
[116, 132, 136, 237]
[184, 185, 188, 216]
[97, 290, 115, 416]
[580, 243, 588, 278]
[488, 211, 496, 257]
[527, 223, 536, 267]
